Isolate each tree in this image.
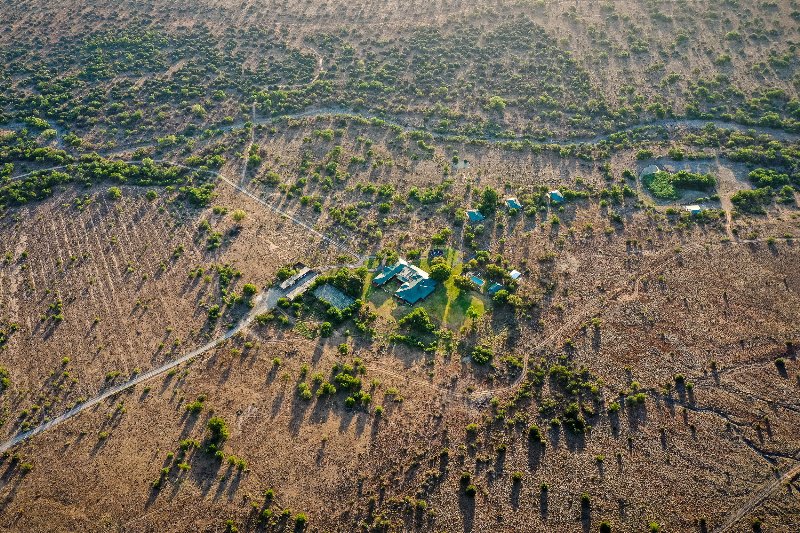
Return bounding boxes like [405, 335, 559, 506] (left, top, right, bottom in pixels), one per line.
[486, 95, 507, 112]
[471, 345, 492, 365]
[107, 187, 122, 200]
[207, 416, 230, 444]
[492, 289, 510, 303]
[478, 186, 499, 215]
[429, 262, 452, 281]
[466, 304, 481, 323]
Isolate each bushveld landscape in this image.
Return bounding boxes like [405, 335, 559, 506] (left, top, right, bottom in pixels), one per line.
[0, 0, 799, 531]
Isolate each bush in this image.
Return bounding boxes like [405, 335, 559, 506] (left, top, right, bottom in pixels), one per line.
[731, 188, 773, 214]
[643, 170, 715, 199]
[320, 321, 332, 337]
[298, 382, 313, 400]
[749, 168, 789, 188]
[470, 345, 493, 365]
[528, 424, 544, 443]
[107, 186, 122, 200]
[429, 262, 452, 281]
[398, 308, 437, 333]
[207, 416, 230, 443]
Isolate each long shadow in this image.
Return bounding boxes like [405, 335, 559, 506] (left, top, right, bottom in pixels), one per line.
[510, 479, 521, 509]
[459, 491, 475, 533]
[527, 441, 544, 471]
[581, 498, 591, 532]
[539, 487, 549, 520]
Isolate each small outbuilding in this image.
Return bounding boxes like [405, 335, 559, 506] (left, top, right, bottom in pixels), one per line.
[487, 282, 504, 296]
[641, 165, 660, 177]
[684, 204, 702, 215]
[466, 209, 485, 223]
[548, 190, 564, 203]
[506, 197, 522, 211]
[509, 269, 522, 280]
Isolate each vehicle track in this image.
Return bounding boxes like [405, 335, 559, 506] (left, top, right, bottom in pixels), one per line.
[713, 461, 800, 532]
[0, 291, 271, 455]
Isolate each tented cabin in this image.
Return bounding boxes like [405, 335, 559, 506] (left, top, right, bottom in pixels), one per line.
[506, 197, 522, 211]
[466, 209, 485, 223]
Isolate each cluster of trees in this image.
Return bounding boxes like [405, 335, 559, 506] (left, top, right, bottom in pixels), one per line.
[643, 169, 716, 200]
[0, 132, 215, 208]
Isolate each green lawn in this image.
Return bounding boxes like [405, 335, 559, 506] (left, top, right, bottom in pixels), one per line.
[366, 248, 490, 330]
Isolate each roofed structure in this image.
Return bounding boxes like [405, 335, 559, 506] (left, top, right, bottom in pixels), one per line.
[506, 197, 522, 210]
[548, 190, 564, 203]
[372, 258, 437, 304]
[641, 165, 660, 177]
[395, 278, 437, 304]
[280, 266, 311, 290]
[285, 272, 318, 300]
[466, 209, 485, 223]
[487, 282, 504, 295]
[372, 259, 408, 286]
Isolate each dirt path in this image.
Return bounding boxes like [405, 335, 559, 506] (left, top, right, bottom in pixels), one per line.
[223, 113, 800, 147]
[469, 235, 790, 401]
[0, 289, 275, 454]
[713, 461, 800, 532]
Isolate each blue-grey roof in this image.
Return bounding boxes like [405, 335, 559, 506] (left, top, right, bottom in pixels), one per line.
[466, 210, 485, 222]
[506, 197, 522, 210]
[548, 190, 565, 203]
[487, 282, 504, 295]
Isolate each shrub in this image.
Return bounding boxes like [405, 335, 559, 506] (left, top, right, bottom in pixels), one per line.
[207, 417, 230, 443]
[107, 187, 122, 200]
[471, 345, 493, 365]
[528, 424, 544, 443]
[298, 382, 313, 400]
[643, 170, 715, 199]
[398, 308, 437, 333]
[185, 398, 205, 414]
[320, 321, 332, 337]
[294, 513, 308, 530]
[731, 188, 773, 214]
[429, 262, 452, 281]
[749, 168, 789, 188]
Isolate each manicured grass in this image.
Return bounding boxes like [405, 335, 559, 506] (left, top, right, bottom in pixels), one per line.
[365, 248, 490, 330]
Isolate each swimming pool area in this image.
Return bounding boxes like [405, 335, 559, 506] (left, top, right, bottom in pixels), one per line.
[470, 275, 485, 287]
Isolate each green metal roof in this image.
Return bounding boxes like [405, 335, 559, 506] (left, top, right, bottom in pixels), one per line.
[395, 278, 437, 304]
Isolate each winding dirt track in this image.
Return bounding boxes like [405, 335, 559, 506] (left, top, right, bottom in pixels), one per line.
[2, 121, 798, 530]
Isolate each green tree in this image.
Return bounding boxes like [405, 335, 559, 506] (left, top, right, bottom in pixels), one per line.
[207, 416, 230, 444]
[429, 262, 452, 281]
[478, 186, 499, 214]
